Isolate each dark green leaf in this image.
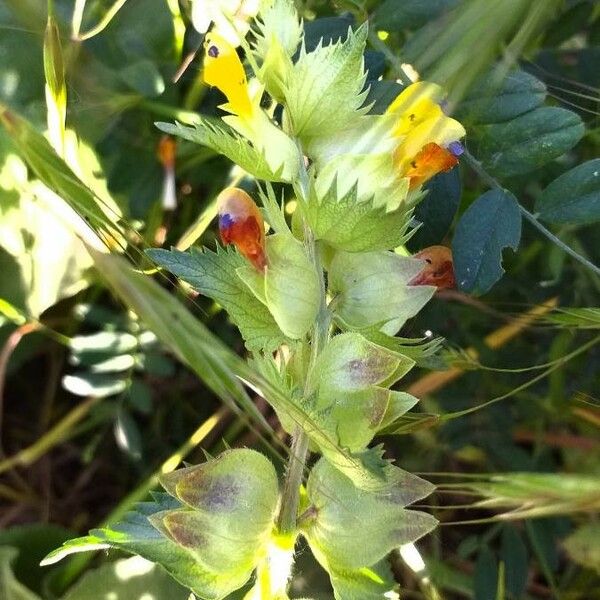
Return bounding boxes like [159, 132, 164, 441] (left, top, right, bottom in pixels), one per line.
[452, 189, 521, 295]
[474, 547, 498, 600]
[372, 0, 459, 31]
[500, 526, 528, 599]
[302, 15, 354, 52]
[474, 107, 584, 177]
[365, 80, 404, 115]
[114, 410, 143, 459]
[409, 168, 462, 249]
[456, 69, 546, 124]
[535, 159, 600, 224]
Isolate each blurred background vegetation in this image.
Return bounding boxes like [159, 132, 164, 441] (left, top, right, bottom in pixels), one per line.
[0, 0, 599, 598]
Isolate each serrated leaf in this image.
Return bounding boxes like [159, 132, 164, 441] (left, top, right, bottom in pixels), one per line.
[155, 120, 287, 182]
[146, 247, 287, 352]
[452, 189, 521, 295]
[283, 24, 370, 143]
[328, 251, 435, 335]
[303, 458, 437, 570]
[473, 107, 584, 178]
[535, 159, 600, 224]
[305, 183, 413, 252]
[409, 168, 462, 249]
[456, 69, 547, 124]
[42, 493, 252, 600]
[264, 233, 320, 339]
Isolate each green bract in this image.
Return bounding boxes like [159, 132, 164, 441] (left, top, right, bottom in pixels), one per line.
[302, 458, 437, 570]
[329, 251, 436, 334]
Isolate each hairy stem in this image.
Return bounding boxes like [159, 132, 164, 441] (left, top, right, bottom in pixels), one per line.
[277, 211, 330, 536]
[277, 425, 310, 535]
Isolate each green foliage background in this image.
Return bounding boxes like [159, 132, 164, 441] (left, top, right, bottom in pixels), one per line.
[0, 0, 599, 598]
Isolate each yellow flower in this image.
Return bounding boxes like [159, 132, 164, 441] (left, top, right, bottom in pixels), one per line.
[387, 82, 466, 184]
[204, 32, 253, 119]
[202, 33, 300, 181]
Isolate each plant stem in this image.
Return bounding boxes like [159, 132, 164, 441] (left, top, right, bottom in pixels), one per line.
[462, 149, 600, 277]
[277, 425, 310, 535]
[276, 206, 330, 536]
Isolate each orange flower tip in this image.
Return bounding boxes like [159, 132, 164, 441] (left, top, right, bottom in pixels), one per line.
[406, 143, 458, 190]
[157, 135, 176, 169]
[410, 245, 456, 290]
[218, 211, 267, 272]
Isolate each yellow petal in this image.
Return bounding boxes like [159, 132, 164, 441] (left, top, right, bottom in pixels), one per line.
[203, 31, 252, 118]
[387, 81, 446, 136]
[395, 113, 466, 172]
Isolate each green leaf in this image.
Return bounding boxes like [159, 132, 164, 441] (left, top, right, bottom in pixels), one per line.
[535, 159, 600, 224]
[114, 410, 143, 459]
[155, 119, 287, 182]
[0, 547, 42, 600]
[305, 182, 412, 253]
[500, 526, 528, 599]
[146, 246, 287, 352]
[456, 69, 547, 124]
[474, 547, 498, 600]
[302, 458, 437, 571]
[473, 107, 584, 177]
[62, 556, 188, 600]
[43, 493, 250, 599]
[62, 373, 127, 398]
[119, 60, 165, 97]
[563, 523, 600, 574]
[328, 251, 435, 335]
[372, 0, 459, 31]
[408, 168, 461, 250]
[283, 24, 369, 144]
[264, 233, 320, 339]
[452, 189, 521, 295]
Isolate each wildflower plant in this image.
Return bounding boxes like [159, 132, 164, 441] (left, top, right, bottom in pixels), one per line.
[43, 0, 468, 598]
